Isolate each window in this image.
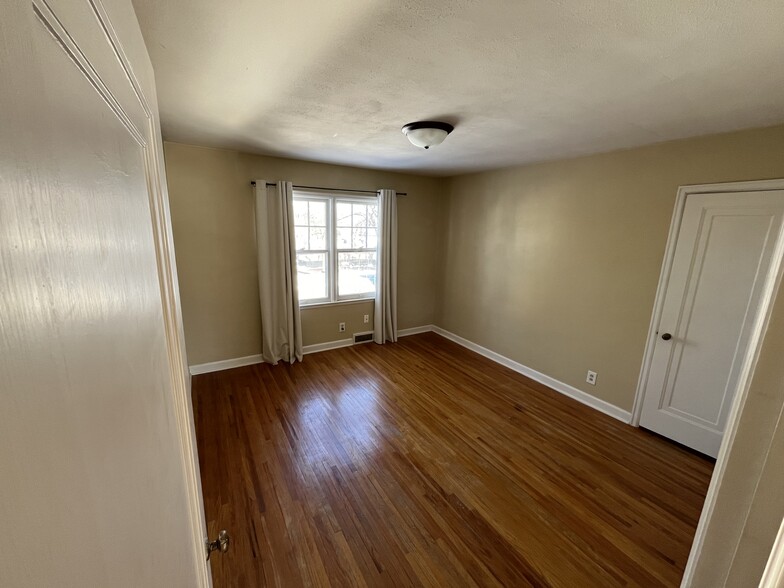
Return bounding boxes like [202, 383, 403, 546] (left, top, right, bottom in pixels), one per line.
[293, 191, 378, 305]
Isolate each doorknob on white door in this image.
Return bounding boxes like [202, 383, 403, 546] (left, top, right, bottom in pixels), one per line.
[206, 530, 230, 560]
[661, 333, 672, 341]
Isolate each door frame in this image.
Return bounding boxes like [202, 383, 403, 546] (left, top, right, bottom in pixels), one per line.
[760, 517, 784, 587]
[629, 178, 784, 585]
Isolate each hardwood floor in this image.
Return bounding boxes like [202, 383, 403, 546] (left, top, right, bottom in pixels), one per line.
[193, 332, 713, 587]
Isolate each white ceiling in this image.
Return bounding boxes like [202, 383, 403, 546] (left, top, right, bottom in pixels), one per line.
[132, 0, 784, 176]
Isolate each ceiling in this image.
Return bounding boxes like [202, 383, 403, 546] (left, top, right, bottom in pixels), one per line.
[132, 0, 784, 176]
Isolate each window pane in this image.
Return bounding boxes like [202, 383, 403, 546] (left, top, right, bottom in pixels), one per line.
[350, 203, 365, 227]
[294, 227, 309, 250]
[297, 253, 327, 301]
[336, 202, 352, 227]
[310, 227, 326, 250]
[367, 228, 377, 249]
[338, 252, 376, 297]
[336, 227, 351, 250]
[366, 204, 378, 228]
[308, 201, 327, 226]
[294, 200, 309, 225]
[352, 227, 366, 249]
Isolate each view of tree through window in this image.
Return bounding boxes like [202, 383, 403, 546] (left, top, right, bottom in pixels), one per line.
[293, 194, 378, 303]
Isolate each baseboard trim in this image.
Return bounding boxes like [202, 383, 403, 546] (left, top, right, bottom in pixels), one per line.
[303, 338, 353, 355]
[188, 325, 631, 423]
[188, 326, 436, 375]
[189, 354, 263, 376]
[430, 326, 631, 423]
[397, 325, 435, 337]
[304, 325, 434, 353]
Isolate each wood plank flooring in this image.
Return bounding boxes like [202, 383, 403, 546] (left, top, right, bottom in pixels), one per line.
[193, 332, 713, 587]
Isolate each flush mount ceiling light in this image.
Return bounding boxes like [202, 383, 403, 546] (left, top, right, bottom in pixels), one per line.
[401, 121, 454, 149]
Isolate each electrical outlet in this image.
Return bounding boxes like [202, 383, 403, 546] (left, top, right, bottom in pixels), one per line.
[586, 370, 597, 386]
[363, 314, 369, 324]
[339, 322, 346, 332]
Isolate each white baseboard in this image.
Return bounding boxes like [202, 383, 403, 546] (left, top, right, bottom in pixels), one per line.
[188, 325, 631, 423]
[430, 326, 631, 423]
[303, 338, 353, 355]
[187, 326, 434, 375]
[189, 340, 352, 374]
[189, 336, 355, 373]
[397, 325, 435, 337]
[189, 354, 263, 376]
[304, 325, 433, 353]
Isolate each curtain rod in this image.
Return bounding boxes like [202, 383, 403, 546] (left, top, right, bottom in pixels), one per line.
[250, 181, 406, 196]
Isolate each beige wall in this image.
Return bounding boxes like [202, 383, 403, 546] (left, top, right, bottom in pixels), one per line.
[438, 124, 784, 411]
[301, 300, 375, 345]
[164, 142, 443, 364]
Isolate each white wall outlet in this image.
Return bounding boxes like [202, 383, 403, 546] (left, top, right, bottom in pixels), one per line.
[586, 370, 598, 386]
[363, 314, 369, 324]
[339, 322, 346, 332]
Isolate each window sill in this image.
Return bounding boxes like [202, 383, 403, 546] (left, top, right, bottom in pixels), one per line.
[300, 298, 375, 310]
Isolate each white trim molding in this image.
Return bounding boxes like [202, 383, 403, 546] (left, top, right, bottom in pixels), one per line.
[189, 354, 263, 375]
[431, 326, 631, 423]
[397, 325, 435, 337]
[303, 338, 353, 355]
[761, 517, 784, 588]
[190, 327, 436, 374]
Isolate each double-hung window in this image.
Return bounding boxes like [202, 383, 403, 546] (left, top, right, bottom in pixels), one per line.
[293, 190, 378, 305]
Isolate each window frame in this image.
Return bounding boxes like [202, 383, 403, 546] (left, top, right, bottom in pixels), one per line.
[293, 189, 378, 307]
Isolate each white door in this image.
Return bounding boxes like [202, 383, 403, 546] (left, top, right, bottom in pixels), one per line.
[0, 1, 208, 586]
[640, 190, 784, 457]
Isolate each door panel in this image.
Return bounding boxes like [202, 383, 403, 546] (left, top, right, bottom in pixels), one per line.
[667, 212, 775, 425]
[640, 191, 784, 457]
[41, 0, 149, 133]
[0, 1, 205, 586]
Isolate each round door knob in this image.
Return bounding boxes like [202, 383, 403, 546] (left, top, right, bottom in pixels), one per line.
[661, 333, 672, 341]
[207, 530, 231, 560]
[217, 530, 230, 554]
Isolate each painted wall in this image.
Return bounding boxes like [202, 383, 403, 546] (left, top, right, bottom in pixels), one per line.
[438, 124, 784, 412]
[164, 142, 443, 364]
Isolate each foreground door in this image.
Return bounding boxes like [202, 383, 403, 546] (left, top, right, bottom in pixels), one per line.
[0, 1, 207, 585]
[640, 190, 784, 457]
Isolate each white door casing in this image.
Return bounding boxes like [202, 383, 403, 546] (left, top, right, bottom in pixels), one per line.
[638, 190, 784, 457]
[0, 0, 209, 585]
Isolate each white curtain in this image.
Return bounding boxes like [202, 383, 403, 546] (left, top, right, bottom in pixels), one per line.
[254, 180, 303, 364]
[374, 189, 398, 344]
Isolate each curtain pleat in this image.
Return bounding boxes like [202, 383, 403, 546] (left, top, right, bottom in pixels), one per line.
[374, 189, 398, 344]
[255, 180, 303, 363]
